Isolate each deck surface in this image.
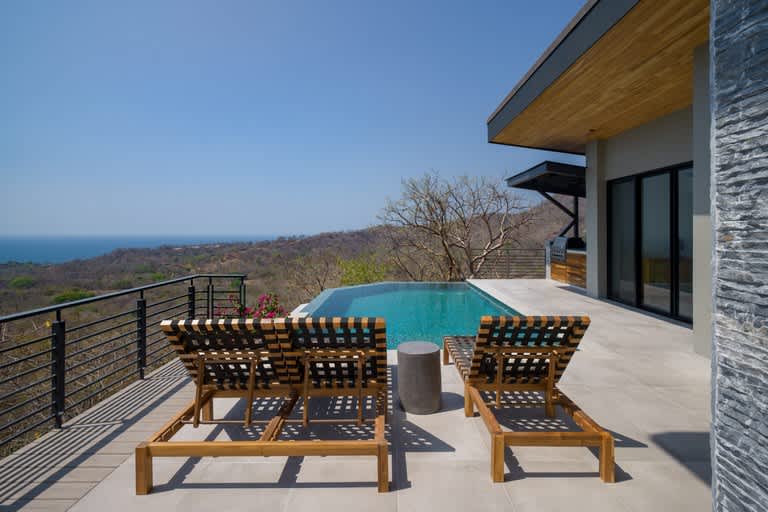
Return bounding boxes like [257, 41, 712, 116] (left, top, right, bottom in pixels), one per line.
[0, 279, 712, 511]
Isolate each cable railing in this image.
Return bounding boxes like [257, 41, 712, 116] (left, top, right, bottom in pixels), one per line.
[0, 273, 246, 456]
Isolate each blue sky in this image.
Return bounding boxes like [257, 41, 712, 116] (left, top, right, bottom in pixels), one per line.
[0, 0, 584, 237]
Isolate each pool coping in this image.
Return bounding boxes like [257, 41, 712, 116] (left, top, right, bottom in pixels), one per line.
[299, 280, 519, 317]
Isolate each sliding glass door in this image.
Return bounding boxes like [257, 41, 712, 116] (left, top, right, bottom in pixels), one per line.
[640, 173, 671, 314]
[608, 163, 693, 322]
[609, 179, 636, 303]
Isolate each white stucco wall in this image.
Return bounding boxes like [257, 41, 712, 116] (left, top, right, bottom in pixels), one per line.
[585, 47, 711, 355]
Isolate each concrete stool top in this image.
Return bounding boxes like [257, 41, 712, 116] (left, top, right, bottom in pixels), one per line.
[397, 341, 440, 356]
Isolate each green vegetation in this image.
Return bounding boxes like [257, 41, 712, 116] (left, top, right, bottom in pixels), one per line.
[9, 276, 36, 289]
[339, 255, 389, 286]
[112, 279, 134, 289]
[133, 263, 154, 273]
[150, 272, 166, 282]
[52, 289, 96, 304]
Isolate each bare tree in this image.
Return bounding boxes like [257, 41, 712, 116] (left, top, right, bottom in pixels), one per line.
[286, 249, 342, 301]
[379, 172, 535, 280]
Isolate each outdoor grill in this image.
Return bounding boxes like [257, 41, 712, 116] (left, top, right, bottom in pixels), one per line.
[550, 236, 586, 263]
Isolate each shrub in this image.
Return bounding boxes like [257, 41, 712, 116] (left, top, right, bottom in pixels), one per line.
[150, 272, 166, 282]
[52, 289, 95, 304]
[113, 279, 134, 289]
[339, 255, 388, 286]
[9, 276, 36, 289]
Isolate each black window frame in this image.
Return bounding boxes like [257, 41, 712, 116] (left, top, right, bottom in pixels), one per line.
[607, 161, 693, 324]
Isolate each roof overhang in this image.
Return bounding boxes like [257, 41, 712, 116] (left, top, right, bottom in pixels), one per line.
[506, 161, 586, 198]
[487, 0, 710, 155]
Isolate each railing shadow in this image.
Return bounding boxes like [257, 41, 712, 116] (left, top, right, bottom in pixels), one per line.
[156, 364, 455, 492]
[0, 361, 189, 510]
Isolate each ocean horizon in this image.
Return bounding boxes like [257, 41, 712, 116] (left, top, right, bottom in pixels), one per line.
[0, 235, 277, 264]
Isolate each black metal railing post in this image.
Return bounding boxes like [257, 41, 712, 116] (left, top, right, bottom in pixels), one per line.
[188, 281, 196, 319]
[51, 314, 66, 428]
[206, 278, 214, 318]
[239, 277, 246, 309]
[136, 295, 146, 379]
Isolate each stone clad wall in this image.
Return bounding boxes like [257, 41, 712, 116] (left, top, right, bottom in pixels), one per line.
[711, 1, 768, 510]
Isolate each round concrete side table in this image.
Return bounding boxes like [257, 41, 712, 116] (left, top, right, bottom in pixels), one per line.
[397, 341, 442, 414]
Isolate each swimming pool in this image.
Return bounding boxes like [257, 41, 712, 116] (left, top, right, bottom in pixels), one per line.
[301, 282, 519, 348]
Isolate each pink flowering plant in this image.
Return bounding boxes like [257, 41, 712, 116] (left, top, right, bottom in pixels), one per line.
[214, 293, 286, 319]
[254, 293, 285, 319]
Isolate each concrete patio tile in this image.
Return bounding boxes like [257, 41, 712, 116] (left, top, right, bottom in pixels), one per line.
[395, 459, 512, 512]
[3, 481, 97, 502]
[616, 460, 712, 511]
[8, 499, 79, 511]
[501, 461, 632, 512]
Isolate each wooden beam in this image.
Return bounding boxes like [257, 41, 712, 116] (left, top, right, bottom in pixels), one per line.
[147, 440, 380, 457]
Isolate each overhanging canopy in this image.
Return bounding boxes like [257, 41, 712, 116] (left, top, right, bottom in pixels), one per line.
[487, 0, 709, 154]
[506, 161, 586, 198]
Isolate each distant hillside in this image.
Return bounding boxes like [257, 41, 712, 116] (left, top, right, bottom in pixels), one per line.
[0, 196, 581, 315]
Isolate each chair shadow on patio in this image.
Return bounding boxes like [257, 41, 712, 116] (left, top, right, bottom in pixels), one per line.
[155, 364, 455, 492]
[483, 390, 642, 483]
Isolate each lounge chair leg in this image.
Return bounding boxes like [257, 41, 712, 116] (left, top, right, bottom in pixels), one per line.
[464, 383, 474, 417]
[135, 443, 153, 495]
[599, 432, 615, 483]
[377, 442, 389, 492]
[202, 397, 213, 422]
[442, 345, 450, 365]
[491, 434, 505, 482]
[544, 401, 555, 418]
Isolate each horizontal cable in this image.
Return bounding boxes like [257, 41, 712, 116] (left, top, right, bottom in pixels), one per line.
[0, 388, 55, 418]
[67, 371, 138, 410]
[145, 302, 187, 320]
[0, 333, 51, 355]
[66, 308, 136, 333]
[67, 344, 139, 374]
[0, 413, 56, 449]
[146, 293, 188, 309]
[0, 374, 51, 402]
[0, 404, 55, 433]
[67, 316, 137, 346]
[66, 349, 139, 388]
[0, 347, 53, 371]
[67, 329, 136, 359]
[145, 344, 172, 361]
[145, 336, 168, 350]
[0, 361, 52, 387]
[0, 274, 246, 323]
[145, 352, 174, 368]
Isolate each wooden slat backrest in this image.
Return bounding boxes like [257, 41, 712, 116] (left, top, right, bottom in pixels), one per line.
[274, 317, 387, 389]
[468, 315, 590, 385]
[161, 318, 281, 390]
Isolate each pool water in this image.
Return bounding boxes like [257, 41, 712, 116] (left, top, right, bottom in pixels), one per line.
[302, 282, 519, 348]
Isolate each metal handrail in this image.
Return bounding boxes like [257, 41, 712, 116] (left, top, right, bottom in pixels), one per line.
[0, 273, 246, 323]
[0, 272, 248, 455]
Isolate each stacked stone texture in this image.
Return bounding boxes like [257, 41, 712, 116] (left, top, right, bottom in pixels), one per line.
[712, 1, 768, 511]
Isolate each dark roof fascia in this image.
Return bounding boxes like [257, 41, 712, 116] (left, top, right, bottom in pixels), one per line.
[487, 0, 638, 143]
[488, 139, 585, 156]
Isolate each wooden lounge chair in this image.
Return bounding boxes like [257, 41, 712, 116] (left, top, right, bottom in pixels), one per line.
[443, 315, 615, 483]
[135, 317, 389, 494]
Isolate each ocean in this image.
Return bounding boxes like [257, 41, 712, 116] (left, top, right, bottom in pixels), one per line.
[0, 236, 276, 264]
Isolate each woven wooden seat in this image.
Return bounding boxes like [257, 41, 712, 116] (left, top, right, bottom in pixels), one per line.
[135, 317, 389, 495]
[443, 315, 615, 483]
